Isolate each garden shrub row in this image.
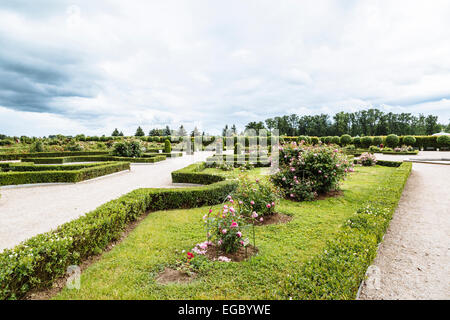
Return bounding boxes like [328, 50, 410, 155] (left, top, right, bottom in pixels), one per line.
[143, 152, 183, 158]
[171, 162, 227, 184]
[22, 155, 166, 164]
[351, 159, 402, 167]
[0, 178, 237, 299]
[205, 154, 271, 167]
[0, 151, 111, 161]
[0, 162, 130, 186]
[282, 162, 412, 299]
[0, 163, 104, 172]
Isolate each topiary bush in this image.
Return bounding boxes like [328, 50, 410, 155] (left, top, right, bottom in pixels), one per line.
[340, 134, 352, 146]
[386, 134, 399, 148]
[437, 135, 450, 148]
[360, 136, 373, 148]
[403, 135, 416, 146]
[358, 152, 377, 166]
[331, 136, 340, 145]
[373, 136, 383, 146]
[352, 137, 361, 148]
[310, 137, 319, 145]
[164, 139, 172, 153]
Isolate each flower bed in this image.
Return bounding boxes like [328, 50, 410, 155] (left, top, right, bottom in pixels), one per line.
[0, 177, 237, 299]
[272, 142, 353, 201]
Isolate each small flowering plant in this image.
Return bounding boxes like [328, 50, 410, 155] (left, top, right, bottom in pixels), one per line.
[272, 143, 353, 201]
[358, 152, 377, 166]
[204, 196, 249, 253]
[234, 174, 281, 217]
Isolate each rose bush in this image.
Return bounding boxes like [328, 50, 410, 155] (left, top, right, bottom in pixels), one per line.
[271, 142, 353, 201]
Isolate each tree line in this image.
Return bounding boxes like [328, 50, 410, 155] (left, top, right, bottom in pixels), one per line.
[245, 108, 450, 136]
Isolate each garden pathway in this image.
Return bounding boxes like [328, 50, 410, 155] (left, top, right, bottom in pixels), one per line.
[359, 153, 450, 300]
[0, 152, 214, 251]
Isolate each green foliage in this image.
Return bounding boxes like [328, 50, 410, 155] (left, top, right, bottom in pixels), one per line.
[0, 162, 130, 186]
[112, 141, 143, 157]
[437, 135, 450, 147]
[172, 162, 226, 184]
[373, 136, 383, 146]
[352, 137, 361, 147]
[403, 135, 416, 146]
[164, 139, 172, 153]
[310, 137, 319, 145]
[272, 143, 353, 201]
[340, 134, 352, 146]
[331, 136, 340, 145]
[360, 136, 373, 148]
[386, 134, 400, 148]
[0, 179, 237, 299]
[29, 141, 44, 153]
[205, 155, 270, 168]
[135, 126, 145, 137]
[281, 162, 412, 299]
[233, 175, 280, 217]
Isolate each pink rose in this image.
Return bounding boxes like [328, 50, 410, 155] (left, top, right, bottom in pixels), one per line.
[222, 229, 227, 234]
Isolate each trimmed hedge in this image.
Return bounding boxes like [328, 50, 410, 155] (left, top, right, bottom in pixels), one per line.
[22, 155, 166, 164]
[171, 162, 226, 184]
[0, 163, 104, 172]
[0, 179, 237, 299]
[282, 162, 412, 299]
[143, 152, 182, 158]
[352, 159, 402, 167]
[0, 151, 110, 161]
[205, 154, 271, 167]
[0, 162, 130, 186]
[381, 150, 419, 155]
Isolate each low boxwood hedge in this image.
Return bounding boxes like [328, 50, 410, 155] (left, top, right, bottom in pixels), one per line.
[22, 155, 166, 164]
[171, 162, 227, 184]
[281, 162, 412, 299]
[0, 162, 130, 186]
[143, 152, 182, 158]
[381, 150, 419, 155]
[0, 178, 237, 299]
[0, 151, 110, 161]
[205, 154, 270, 167]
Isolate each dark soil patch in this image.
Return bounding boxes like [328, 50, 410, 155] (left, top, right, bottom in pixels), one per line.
[204, 244, 258, 262]
[156, 268, 195, 284]
[250, 212, 292, 226]
[24, 211, 152, 300]
[316, 190, 343, 200]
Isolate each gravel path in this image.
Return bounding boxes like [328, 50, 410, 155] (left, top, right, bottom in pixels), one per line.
[0, 152, 214, 251]
[359, 155, 450, 300]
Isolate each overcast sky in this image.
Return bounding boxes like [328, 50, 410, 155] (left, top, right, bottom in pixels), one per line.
[1, 0, 449, 136]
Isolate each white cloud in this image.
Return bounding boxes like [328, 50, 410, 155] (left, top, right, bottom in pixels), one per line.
[0, 0, 449, 136]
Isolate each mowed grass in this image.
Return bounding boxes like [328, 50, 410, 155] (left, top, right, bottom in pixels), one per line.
[56, 165, 395, 300]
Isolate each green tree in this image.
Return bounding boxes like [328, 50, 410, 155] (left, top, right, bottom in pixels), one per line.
[111, 128, 120, 136]
[135, 126, 145, 137]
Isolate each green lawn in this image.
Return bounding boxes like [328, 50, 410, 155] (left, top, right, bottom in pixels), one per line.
[56, 165, 399, 300]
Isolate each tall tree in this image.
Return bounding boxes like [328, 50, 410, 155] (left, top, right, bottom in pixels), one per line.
[135, 126, 145, 137]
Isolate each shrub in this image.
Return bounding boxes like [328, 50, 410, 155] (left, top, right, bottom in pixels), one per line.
[437, 135, 450, 148]
[271, 143, 353, 201]
[281, 163, 412, 300]
[29, 141, 44, 153]
[164, 139, 172, 153]
[233, 175, 280, 217]
[358, 152, 377, 166]
[65, 142, 83, 152]
[340, 134, 352, 146]
[310, 137, 319, 145]
[373, 136, 383, 146]
[112, 141, 143, 157]
[403, 136, 416, 146]
[204, 200, 247, 253]
[352, 137, 361, 147]
[360, 136, 373, 148]
[323, 136, 332, 144]
[0, 178, 237, 299]
[369, 146, 381, 152]
[386, 134, 399, 148]
[297, 136, 308, 144]
[331, 136, 340, 145]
